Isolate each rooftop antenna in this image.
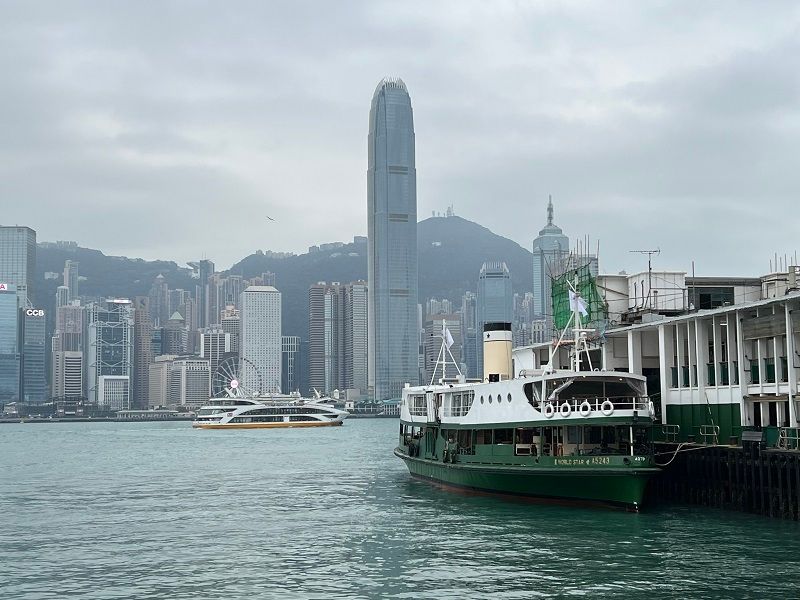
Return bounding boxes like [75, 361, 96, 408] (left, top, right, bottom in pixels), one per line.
[629, 249, 660, 309]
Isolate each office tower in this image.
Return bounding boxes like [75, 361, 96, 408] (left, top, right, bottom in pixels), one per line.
[532, 199, 570, 323]
[0, 284, 20, 403]
[163, 312, 188, 355]
[367, 77, 418, 402]
[261, 272, 276, 287]
[19, 306, 47, 403]
[55, 303, 85, 352]
[423, 314, 462, 384]
[461, 291, 478, 378]
[132, 297, 153, 410]
[88, 299, 134, 410]
[189, 259, 215, 329]
[148, 274, 170, 327]
[56, 286, 70, 308]
[240, 286, 281, 394]
[148, 355, 174, 408]
[52, 350, 84, 399]
[200, 328, 232, 377]
[0, 226, 36, 305]
[63, 260, 79, 301]
[220, 305, 241, 354]
[345, 281, 368, 394]
[224, 275, 243, 307]
[281, 335, 302, 394]
[168, 289, 191, 317]
[425, 298, 453, 317]
[309, 281, 369, 395]
[476, 262, 513, 379]
[309, 282, 344, 394]
[168, 357, 211, 409]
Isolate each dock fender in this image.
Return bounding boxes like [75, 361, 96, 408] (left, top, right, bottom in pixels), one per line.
[579, 401, 592, 417]
[601, 400, 614, 416]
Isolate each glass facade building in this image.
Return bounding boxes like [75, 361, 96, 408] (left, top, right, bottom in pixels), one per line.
[532, 199, 570, 321]
[0, 226, 36, 305]
[476, 262, 513, 379]
[367, 77, 418, 402]
[0, 285, 20, 403]
[20, 308, 47, 403]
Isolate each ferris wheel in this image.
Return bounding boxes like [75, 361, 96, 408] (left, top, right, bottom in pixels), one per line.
[212, 356, 263, 398]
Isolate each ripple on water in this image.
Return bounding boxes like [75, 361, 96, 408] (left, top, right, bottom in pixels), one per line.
[1, 420, 799, 599]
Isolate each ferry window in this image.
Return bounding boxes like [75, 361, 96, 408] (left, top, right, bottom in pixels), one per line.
[507, 393, 512, 403]
[476, 430, 492, 444]
[587, 427, 602, 444]
[497, 394, 502, 404]
[409, 395, 426, 416]
[567, 426, 582, 444]
[494, 429, 513, 444]
[488, 395, 493, 404]
[480, 395, 484, 404]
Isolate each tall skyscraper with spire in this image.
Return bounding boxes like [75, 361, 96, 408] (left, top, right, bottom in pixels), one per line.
[532, 198, 570, 329]
[367, 77, 418, 402]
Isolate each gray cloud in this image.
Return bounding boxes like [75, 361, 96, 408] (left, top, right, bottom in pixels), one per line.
[1, 1, 798, 277]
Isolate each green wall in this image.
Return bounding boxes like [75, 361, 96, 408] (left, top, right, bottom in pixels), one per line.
[665, 403, 741, 443]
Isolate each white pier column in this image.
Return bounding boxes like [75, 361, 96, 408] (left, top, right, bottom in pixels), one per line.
[628, 330, 643, 375]
[786, 302, 797, 427]
[735, 310, 748, 427]
[658, 324, 668, 425]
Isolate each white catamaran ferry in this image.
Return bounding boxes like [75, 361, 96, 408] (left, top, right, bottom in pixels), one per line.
[193, 357, 349, 429]
[192, 395, 349, 429]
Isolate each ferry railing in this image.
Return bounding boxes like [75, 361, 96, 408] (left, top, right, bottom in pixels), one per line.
[661, 424, 680, 443]
[699, 424, 720, 445]
[778, 427, 800, 451]
[550, 396, 652, 414]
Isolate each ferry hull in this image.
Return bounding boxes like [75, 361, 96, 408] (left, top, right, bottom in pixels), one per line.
[193, 420, 344, 429]
[395, 450, 656, 510]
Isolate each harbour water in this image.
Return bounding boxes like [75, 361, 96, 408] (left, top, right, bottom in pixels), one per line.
[1, 420, 798, 599]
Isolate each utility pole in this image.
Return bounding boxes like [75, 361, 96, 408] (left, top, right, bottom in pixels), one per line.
[629, 249, 660, 309]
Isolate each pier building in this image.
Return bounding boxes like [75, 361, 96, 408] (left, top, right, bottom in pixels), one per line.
[514, 266, 800, 444]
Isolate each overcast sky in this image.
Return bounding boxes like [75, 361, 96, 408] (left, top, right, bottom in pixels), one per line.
[1, 1, 798, 276]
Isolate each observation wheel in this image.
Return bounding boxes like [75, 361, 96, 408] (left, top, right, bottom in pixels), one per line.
[212, 356, 263, 398]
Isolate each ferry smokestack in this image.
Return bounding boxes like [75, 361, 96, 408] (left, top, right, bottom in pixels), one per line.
[483, 322, 512, 382]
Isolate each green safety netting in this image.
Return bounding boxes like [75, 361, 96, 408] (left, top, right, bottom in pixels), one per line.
[551, 264, 607, 332]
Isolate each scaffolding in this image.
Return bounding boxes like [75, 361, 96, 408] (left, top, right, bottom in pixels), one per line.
[551, 262, 607, 337]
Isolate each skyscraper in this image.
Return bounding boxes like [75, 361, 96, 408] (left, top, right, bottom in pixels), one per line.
[63, 260, 79, 301]
[308, 281, 369, 395]
[88, 299, 134, 410]
[367, 77, 418, 402]
[476, 262, 513, 380]
[19, 306, 47, 403]
[532, 198, 570, 323]
[0, 226, 36, 305]
[0, 283, 20, 403]
[132, 296, 153, 410]
[281, 335, 302, 395]
[189, 259, 215, 329]
[240, 286, 281, 394]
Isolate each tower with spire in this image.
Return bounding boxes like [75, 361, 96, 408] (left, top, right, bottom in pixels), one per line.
[531, 196, 570, 334]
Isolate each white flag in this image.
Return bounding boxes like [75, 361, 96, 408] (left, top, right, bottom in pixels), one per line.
[569, 290, 589, 317]
[444, 327, 454, 349]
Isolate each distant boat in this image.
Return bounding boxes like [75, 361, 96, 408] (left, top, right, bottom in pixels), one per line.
[193, 395, 348, 429]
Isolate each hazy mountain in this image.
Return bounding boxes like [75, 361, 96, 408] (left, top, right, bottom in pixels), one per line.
[36, 215, 534, 339]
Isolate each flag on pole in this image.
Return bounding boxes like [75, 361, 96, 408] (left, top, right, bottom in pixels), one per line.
[569, 290, 589, 317]
[444, 327, 454, 349]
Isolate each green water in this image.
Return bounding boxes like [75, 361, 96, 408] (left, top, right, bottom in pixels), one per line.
[1, 419, 798, 599]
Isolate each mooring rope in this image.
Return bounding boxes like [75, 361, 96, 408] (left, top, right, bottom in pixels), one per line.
[654, 443, 714, 467]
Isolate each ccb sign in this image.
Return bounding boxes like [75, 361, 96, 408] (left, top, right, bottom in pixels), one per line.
[25, 309, 45, 317]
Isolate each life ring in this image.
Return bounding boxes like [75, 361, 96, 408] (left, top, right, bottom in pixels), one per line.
[544, 403, 555, 418]
[601, 400, 614, 416]
[560, 402, 572, 418]
[579, 401, 592, 417]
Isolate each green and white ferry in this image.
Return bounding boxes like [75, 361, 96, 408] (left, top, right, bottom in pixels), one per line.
[395, 295, 660, 510]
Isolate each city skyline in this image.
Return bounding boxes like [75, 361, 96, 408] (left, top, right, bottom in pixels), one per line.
[1, 3, 797, 276]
